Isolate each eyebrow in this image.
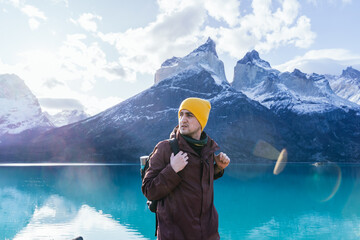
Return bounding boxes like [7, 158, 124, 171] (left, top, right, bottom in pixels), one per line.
[180, 111, 194, 116]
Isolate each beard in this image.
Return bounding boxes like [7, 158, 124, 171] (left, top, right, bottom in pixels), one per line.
[180, 124, 202, 139]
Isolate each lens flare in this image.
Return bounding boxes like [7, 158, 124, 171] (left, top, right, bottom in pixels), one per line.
[253, 140, 280, 160]
[308, 162, 342, 202]
[321, 164, 342, 202]
[273, 149, 288, 175]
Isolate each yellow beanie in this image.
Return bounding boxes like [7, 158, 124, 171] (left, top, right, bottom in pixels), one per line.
[178, 97, 211, 131]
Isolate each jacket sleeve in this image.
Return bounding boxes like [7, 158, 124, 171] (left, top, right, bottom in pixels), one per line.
[142, 141, 182, 201]
[214, 163, 224, 180]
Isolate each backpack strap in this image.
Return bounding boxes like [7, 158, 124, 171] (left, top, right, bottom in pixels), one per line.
[169, 138, 179, 155]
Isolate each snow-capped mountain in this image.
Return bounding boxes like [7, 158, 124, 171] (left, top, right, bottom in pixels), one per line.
[232, 51, 360, 161]
[326, 67, 360, 105]
[1, 40, 359, 163]
[154, 37, 227, 85]
[4, 39, 289, 163]
[0, 74, 53, 142]
[45, 110, 90, 127]
[232, 51, 360, 114]
[232, 50, 280, 90]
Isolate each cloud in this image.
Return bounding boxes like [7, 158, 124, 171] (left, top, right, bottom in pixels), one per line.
[43, 78, 64, 89]
[1, 0, 318, 114]
[20, 4, 47, 30]
[203, 0, 240, 27]
[28, 18, 40, 30]
[59, 34, 132, 88]
[0, 34, 124, 115]
[156, 0, 195, 13]
[274, 48, 360, 74]
[98, 3, 207, 75]
[21, 4, 46, 19]
[51, 0, 69, 7]
[38, 98, 85, 110]
[82, 96, 122, 115]
[39, 95, 122, 116]
[7, 0, 20, 7]
[96, 0, 315, 79]
[2, 1, 47, 30]
[212, 0, 316, 58]
[307, 0, 352, 5]
[71, 13, 102, 32]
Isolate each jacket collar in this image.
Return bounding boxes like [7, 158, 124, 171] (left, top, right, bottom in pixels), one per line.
[170, 126, 220, 157]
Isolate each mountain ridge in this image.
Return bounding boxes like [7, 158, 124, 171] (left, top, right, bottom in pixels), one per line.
[1, 41, 360, 163]
[0, 74, 53, 142]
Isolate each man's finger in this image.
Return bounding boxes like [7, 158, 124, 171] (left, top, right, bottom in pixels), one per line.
[221, 157, 229, 164]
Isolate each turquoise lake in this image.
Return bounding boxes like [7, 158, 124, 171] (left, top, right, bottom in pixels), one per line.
[1, 163, 360, 239]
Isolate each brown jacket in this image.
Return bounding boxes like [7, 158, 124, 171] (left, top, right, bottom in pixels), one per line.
[142, 128, 221, 240]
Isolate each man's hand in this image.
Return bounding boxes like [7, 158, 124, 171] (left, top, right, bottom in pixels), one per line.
[214, 152, 230, 170]
[170, 151, 189, 173]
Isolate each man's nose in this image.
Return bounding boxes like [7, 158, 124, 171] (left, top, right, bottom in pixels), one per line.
[180, 115, 188, 122]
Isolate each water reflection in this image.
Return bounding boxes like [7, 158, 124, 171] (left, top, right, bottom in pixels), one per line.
[14, 195, 147, 240]
[0, 166, 154, 240]
[245, 213, 360, 239]
[214, 163, 360, 239]
[0, 187, 34, 239]
[1, 164, 360, 239]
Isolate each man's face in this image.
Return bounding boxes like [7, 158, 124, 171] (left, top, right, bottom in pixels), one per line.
[179, 109, 202, 138]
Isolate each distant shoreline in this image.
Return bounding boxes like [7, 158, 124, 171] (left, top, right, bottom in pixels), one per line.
[0, 163, 137, 167]
[1, 162, 360, 167]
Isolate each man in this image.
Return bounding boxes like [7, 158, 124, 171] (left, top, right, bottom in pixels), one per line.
[142, 97, 230, 240]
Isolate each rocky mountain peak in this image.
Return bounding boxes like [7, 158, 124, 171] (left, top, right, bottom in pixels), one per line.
[291, 69, 307, 79]
[154, 37, 226, 85]
[189, 37, 218, 58]
[341, 66, 360, 80]
[237, 50, 271, 69]
[0, 74, 53, 137]
[161, 57, 181, 68]
[0, 74, 33, 100]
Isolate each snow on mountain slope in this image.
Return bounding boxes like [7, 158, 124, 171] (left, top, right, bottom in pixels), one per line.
[327, 67, 360, 105]
[2, 39, 360, 163]
[154, 37, 227, 86]
[45, 110, 90, 127]
[0, 74, 53, 136]
[232, 51, 360, 114]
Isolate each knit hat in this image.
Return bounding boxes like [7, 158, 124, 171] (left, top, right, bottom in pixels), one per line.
[178, 97, 211, 131]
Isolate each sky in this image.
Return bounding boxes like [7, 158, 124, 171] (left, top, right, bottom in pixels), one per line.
[1, 0, 360, 115]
